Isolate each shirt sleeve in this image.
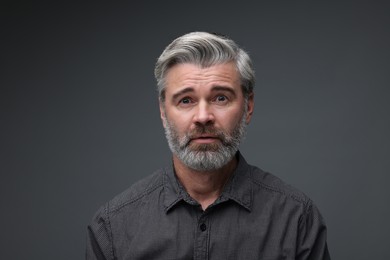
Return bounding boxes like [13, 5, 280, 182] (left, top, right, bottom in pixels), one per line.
[296, 202, 331, 260]
[86, 204, 115, 260]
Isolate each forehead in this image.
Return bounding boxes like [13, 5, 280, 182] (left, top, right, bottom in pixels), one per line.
[165, 62, 240, 90]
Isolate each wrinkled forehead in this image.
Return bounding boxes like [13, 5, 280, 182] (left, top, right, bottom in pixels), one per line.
[164, 62, 240, 89]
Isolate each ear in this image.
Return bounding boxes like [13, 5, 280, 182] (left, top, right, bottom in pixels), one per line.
[159, 101, 167, 128]
[245, 93, 254, 124]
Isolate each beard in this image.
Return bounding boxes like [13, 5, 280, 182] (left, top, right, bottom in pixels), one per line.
[162, 108, 247, 172]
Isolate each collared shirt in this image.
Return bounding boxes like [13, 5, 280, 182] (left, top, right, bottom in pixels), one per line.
[86, 152, 330, 260]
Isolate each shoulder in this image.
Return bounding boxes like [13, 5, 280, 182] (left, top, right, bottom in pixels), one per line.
[248, 164, 312, 208]
[100, 168, 166, 216]
[88, 167, 167, 232]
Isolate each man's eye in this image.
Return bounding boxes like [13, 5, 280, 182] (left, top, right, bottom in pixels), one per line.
[179, 98, 191, 104]
[216, 95, 227, 102]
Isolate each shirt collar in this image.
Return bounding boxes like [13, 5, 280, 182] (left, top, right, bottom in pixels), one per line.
[162, 151, 253, 212]
[219, 152, 253, 211]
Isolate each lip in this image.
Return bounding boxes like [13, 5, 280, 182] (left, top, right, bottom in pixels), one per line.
[190, 136, 219, 144]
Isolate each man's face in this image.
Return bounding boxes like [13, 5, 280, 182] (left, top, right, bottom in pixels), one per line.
[160, 62, 254, 171]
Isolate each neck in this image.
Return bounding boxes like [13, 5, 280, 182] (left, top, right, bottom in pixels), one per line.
[173, 154, 237, 211]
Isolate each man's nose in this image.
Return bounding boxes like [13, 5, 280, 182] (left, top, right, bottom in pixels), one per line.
[193, 101, 215, 125]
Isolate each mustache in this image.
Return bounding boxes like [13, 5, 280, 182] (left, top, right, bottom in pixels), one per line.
[183, 125, 228, 147]
[189, 125, 223, 137]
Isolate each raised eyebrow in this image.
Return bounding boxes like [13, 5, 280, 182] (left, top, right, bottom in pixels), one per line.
[171, 87, 194, 101]
[211, 86, 237, 97]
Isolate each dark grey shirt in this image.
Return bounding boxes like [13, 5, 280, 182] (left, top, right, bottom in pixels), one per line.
[86, 153, 330, 260]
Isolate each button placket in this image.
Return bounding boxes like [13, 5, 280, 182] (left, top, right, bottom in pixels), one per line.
[200, 222, 207, 231]
[194, 213, 210, 260]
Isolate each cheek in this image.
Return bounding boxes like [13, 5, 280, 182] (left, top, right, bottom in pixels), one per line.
[167, 112, 192, 132]
[215, 110, 243, 129]
[174, 113, 190, 123]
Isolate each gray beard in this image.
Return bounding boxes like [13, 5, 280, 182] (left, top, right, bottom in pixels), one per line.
[162, 110, 247, 172]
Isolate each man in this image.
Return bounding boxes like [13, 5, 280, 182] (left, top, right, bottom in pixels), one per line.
[86, 32, 330, 259]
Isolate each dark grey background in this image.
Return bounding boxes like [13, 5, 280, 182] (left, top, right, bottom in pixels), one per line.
[1, 1, 389, 259]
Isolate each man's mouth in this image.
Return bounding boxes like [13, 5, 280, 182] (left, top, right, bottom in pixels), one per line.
[190, 135, 219, 144]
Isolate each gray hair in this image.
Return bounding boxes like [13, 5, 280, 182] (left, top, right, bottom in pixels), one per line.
[154, 32, 255, 102]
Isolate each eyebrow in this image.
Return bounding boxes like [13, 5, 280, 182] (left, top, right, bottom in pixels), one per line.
[171, 85, 237, 102]
[171, 87, 195, 101]
[210, 86, 236, 97]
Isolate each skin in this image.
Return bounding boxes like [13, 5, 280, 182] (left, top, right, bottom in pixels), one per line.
[160, 62, 254, 210]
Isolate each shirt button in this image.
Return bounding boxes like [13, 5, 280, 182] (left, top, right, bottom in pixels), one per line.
[200, 223, 207, 232]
